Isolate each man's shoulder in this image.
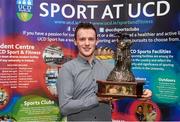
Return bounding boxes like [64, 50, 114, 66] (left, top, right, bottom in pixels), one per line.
[63, 58, 77, 66]
[59, 58, 77, 74]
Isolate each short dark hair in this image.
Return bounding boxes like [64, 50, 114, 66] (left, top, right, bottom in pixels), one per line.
[147, 104, 153, 109]
[137, 105, 143, 109]
[74, 22, 97, 40]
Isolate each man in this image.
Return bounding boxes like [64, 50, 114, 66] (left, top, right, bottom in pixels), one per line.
[136, 105, 145, 121]
[145, 104, 157, 121]
[57, 23, 152, 121]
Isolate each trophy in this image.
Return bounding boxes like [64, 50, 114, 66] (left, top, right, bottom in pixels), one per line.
[97, 33, 144, 98]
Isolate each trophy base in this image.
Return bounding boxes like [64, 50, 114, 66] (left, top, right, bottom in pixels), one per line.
[97, 80, 144, 98]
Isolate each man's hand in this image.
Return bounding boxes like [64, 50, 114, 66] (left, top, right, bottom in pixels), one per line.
[141, 89, 152, 98]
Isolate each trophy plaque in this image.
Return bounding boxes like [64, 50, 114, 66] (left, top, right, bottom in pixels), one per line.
[97, 33, 144, 98]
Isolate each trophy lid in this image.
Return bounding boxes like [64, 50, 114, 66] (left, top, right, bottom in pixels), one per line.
[115, 33, 130, 40]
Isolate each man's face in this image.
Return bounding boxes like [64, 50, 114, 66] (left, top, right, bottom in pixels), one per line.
[75, 28, 98, 58]
[137, 107, 143, 113]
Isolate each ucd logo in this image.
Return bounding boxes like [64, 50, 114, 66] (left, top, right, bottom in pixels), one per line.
[16, 0, 33, 22]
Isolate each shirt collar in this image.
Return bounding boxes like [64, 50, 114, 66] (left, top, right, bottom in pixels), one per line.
[77, 55, 97, 66]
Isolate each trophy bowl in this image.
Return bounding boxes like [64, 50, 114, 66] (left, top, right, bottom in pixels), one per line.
[97, 80, 144, 98]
